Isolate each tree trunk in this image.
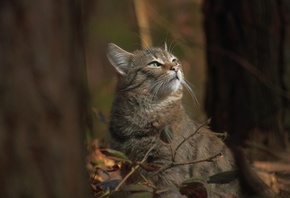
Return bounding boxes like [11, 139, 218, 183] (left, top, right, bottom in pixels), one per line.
[203, 0, 290, 148]
[0, 0, 89, 197]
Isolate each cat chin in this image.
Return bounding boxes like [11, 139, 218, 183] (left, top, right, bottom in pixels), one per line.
[156, 79, 181, 100]
[169, 79, 181, 92]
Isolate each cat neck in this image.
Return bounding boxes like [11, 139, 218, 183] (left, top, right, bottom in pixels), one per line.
[110, 86, 186, 143]
[113, 87, 184, 120]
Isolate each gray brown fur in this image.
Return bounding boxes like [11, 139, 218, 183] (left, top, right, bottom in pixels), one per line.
[107, 43, 240, 197]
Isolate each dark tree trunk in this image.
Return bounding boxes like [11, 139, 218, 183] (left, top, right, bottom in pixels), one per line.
[0, 1, 89, 197]
[203, 0, 290, 148]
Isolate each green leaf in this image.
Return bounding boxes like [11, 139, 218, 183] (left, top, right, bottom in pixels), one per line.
[182, 175, 209, 185]
[160, 125, 174, 144]
[90, 160, 104, 166]
[123, 184, 153, 193]
[127, 192, 154, 198]
[208, 170, 239, 184]
[109, 191, 131, 198]
[100, 149, 130, 162]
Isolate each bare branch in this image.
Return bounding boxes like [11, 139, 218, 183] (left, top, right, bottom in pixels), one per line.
[141, 143, 156, 163]
[173, 153, 223, 167]
[173, 120, 210, 161]
[153, 152, 223, 176]
[115, 164, 140, 191]
[114, 144, 156, 191]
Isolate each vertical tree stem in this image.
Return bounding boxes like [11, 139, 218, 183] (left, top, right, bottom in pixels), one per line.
[134, 0, 152, 48]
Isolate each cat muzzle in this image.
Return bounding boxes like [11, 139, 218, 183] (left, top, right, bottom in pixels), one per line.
[170, 65, 179, 72]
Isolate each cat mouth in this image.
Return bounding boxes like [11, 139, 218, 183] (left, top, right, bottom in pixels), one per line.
[168, 70, 182, 82]
[169, 75, 179, 83]
[174, 71, 182, 81]
[169, 74, 181, 88]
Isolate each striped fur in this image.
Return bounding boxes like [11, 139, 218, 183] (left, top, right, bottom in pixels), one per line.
[107, 43, 240, 197]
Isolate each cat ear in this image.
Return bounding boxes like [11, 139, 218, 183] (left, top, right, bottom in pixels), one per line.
[160, 42, 168, 51]
[107, 43, 132, 75]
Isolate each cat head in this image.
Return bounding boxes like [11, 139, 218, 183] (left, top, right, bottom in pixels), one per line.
[107, 43, 185, 101]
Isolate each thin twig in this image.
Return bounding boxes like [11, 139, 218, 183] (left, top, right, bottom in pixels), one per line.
[203, 131, 228, 141]
[114, 144, 156, 191]
[173, 153, 223, 167]
[153, 152, 223, 176]
[115, 164, 140, 191]
[139, 172, 150, 183]
[173, 120, 210, 160]
[141, 144, 156, 163]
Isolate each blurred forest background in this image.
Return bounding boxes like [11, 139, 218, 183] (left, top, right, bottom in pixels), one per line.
[1, 0, 290, 197]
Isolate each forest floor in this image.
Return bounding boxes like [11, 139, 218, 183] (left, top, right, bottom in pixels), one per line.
[242, 142, 290, 197]
[87, 138, 290, 198]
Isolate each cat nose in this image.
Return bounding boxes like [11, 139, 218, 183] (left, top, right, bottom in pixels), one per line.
[170, 65, 179, 72]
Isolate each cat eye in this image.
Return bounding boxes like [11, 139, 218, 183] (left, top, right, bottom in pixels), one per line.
[172, 58, 177, 63]
[148, 61, 163, 67]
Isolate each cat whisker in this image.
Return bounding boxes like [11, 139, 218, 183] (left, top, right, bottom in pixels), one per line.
[146, 79, 163, 101]
[171, 42, 179, 54]
[137, 35, 151, 49]
[154, 83, 163, 101]
[168, 40, 178, 54]
[169, 40, 175, 53]
[121, 77, 147, 92]
[181, 78, 200, 108]
[151, 80, 165, 101]
[183, 77, 195, 88]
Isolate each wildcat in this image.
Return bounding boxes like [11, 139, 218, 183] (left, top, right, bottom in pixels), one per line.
[107, 43, 240, 197]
